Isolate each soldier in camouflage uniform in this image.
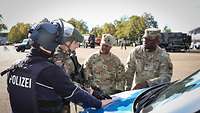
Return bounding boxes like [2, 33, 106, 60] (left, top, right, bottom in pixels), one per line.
[53, 46, 75, 76]
[125, 28, 173, 90]
[53, 23, 83, 76]
[52, 23, 84, 113]
[84, 34, 125, 95]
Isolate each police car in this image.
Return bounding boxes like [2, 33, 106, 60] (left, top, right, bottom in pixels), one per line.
[82, 69, 200, 113]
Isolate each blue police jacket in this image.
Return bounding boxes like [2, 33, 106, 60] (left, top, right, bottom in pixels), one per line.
[7, 48, 101, 113]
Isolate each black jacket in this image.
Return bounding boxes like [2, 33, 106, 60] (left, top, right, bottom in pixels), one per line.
[7, 48, 101, 113]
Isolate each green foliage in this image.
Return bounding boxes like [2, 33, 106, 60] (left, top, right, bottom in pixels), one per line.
[67, 18, 89, 34]
[0, 14, 7, 31]
[128, 16, 146, 41]
[32, 12, 158, 41]
[5, 13, 158, 44]
[8, 23, 30, 43]
[90, 13, 158, 43]
[163, 26, 171, 33]
[1, 13, 159, 46]
[114, 17, 129, 39]
[114, 15, 146, 42]
[113, 13, 158, 42]
[102, 23, 116, 35]
[142, 12, 158, 28]
[90, 26, 103, 38]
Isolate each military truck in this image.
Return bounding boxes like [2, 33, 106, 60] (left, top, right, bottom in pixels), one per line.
[159, 32, 191, 52]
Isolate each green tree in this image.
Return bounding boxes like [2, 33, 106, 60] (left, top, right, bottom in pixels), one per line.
[0, 14, 7, 31]
[90, 26, 103, 38]
[128, 16, 146, 42]
[102, 22, 116, 35]
[163, 26, 171, 33]
[67, 18, 89, 34]
[114, 17, 129, 39]
[114, 15, 145, 41]
[8, 23, 30, 43]
[142, 12, 158, 28]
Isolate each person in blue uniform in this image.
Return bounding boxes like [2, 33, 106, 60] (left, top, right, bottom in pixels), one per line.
[4, 19, 111, 113]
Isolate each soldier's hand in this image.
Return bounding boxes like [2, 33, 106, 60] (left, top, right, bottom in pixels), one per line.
[131, 81, 149, 90]
[101, 99, 112, 107]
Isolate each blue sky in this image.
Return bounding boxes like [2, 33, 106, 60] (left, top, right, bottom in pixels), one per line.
[1, 0, 200, 33]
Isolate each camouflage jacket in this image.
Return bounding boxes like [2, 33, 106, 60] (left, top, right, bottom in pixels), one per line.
[52, 47, 75, 75]
[125, 45, 173, 90]
[84, 51, 125, 94]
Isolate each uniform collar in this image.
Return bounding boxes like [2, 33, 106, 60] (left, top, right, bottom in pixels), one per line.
[29, 48, 52, 58]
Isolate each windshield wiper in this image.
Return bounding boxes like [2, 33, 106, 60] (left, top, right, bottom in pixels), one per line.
[133, 81, 178, 113]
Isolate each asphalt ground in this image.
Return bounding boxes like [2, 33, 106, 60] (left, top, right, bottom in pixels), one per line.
[0, 45, 200, 113]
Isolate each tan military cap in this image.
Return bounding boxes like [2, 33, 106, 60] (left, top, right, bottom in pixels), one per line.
[101, 34, 114, 46]
[143, 28, 161, 39]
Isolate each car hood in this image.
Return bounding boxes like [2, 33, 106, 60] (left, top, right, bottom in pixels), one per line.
[147, 88, 200, 113]
[82, 89, 147, 113]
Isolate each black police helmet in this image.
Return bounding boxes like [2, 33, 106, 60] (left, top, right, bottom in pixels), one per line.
[29, 19, 64, 53]
[29, 19, 83, 53]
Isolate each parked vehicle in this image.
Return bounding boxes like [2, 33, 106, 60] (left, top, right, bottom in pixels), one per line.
[0, 37, 8, 45]
[0, 32, 8, 45]
[160, 32, 191, 52]
[88, 34, 96, 48]
[190, 42, 200, 49]
[194, 42, 200, 49]
[83, 34, 96, 48]
[14, 39, 31, 52]
[82, 69, 200, 113]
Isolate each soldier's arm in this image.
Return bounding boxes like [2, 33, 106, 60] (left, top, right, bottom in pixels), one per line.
[125, 50, 136, 90]
[83, 55, 96, 88]
[147, 53, 173, 86]
[116, 62, 125, 81]
[113, 55, 126, 91]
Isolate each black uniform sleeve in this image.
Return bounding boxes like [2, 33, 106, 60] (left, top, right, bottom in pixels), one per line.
[38, 65, 102, 109]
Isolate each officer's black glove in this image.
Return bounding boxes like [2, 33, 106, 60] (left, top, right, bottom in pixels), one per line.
[91, 86, 112, 100]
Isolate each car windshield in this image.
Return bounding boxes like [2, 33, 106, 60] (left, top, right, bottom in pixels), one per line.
[140, 70, 200, 113]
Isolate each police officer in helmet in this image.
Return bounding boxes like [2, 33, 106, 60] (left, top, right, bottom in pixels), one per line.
[5, 19, 112, 113]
